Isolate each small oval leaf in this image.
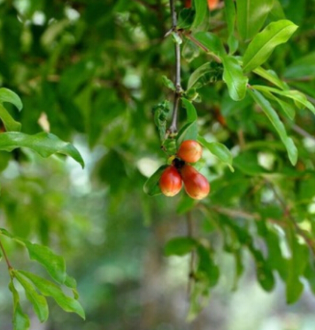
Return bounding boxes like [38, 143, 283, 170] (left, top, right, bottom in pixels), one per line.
[0, 104, 21, 132]
[9, 280, 30, 330]
[165, 237, 197, 256]
[181, 98, 198, 122]
[192, 0, 208, 29]
[14, 271, 49, 323]
[177, 121, 198, 147]
[0, 88, 23, 111]
[236, 0, 274, 41]
[23, 241, 66, 284]
[222, 55, 248, 101]
[143, 165, 168, 196]
[197, 136, 234, 171]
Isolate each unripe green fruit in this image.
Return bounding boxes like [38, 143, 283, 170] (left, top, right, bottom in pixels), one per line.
[159, 166, 182, 197]
[177, 140, 202, 163]
[180, 165, 210, 200]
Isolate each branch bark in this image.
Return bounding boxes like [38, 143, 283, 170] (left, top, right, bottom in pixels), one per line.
[167, 0, 182, 135]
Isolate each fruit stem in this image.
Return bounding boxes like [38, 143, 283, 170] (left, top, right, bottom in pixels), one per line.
[168, 0, 182, 135]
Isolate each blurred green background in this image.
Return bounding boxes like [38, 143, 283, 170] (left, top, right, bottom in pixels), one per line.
[1, 0, 315, 329]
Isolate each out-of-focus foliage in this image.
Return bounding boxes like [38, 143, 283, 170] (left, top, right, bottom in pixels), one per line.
[1, 0, 315, 329]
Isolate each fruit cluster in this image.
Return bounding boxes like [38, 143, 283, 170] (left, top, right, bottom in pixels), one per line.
[159, 140, 210, 200]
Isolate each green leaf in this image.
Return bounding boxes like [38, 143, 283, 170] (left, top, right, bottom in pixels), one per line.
[153, 101, 170, 143]
[192, 0, 208, 29]
[269, 0, 286, 20]
[249, 245, 275, 292]
[262, 227, 288, 281]
[0, 227, 14, 238]
[286, 233, 308, 304]
[233, 152, 268, 175]
[9, 280, 30, 330]
[182, 40, 200, 62]
[0, 104, 21, 132]
[284, 52, 315, 80]
[14, 271, 49, 323]
[177, 8, 195, 29]
[224, 0, 238, 54]
[23, 241, 66, 284]
[260, 89, 295, 120]
[0, 88, 23, 111]
[143, 165, 168, 196]
[243, 20, 298, 73]
[198, 135, 234, 171]
[286, 277, 304, 304]
[64, 275, 77, 289]
[176, 194, 196, 214]
[0, 132, 84, 168]
[187, 61, 223, 90]
[18, 271, 85, 319]
[304, 262, 315, 296]
[186, 281, 210, 321]
[253, 67, 288, 90]
[222, 55, 248, 101]
[64, 275, 79, 299]
[236, 0, 275, 41]
[176, 121, 198, 147]
[232, 250, 244, 290]
[162, 138, 177, 156]
[164, 237, 197, 256]
[253, 85, 315, 114]
[248, 89, 298, 165]
[162, 75, 175, 91]
[255, 257, 275, 292]
[193, 32, 225, 57]
[196, 245, 220, 287]
[181, 98, 197, 122]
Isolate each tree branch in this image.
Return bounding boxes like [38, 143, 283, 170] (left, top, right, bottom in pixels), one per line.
[167, 0, 182, 135]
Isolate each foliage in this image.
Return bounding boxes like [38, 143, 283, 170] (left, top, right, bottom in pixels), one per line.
[0, 0, 315, 328]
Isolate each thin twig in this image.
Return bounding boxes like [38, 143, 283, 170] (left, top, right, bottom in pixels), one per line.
[0, 238, 13, 270]
[204, 204, 287, 227]
[184, 32, 222, 63]
[169, 0, 177, 28]
[292, 124, 315, 143]
[210, 205, 260, 220]
[167, 0, 182, 134]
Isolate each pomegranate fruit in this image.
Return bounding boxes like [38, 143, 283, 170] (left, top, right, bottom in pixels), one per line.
[159, 166, 182, 197]
[177, 140, 202, 163]
[180, 164, 210, 200]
